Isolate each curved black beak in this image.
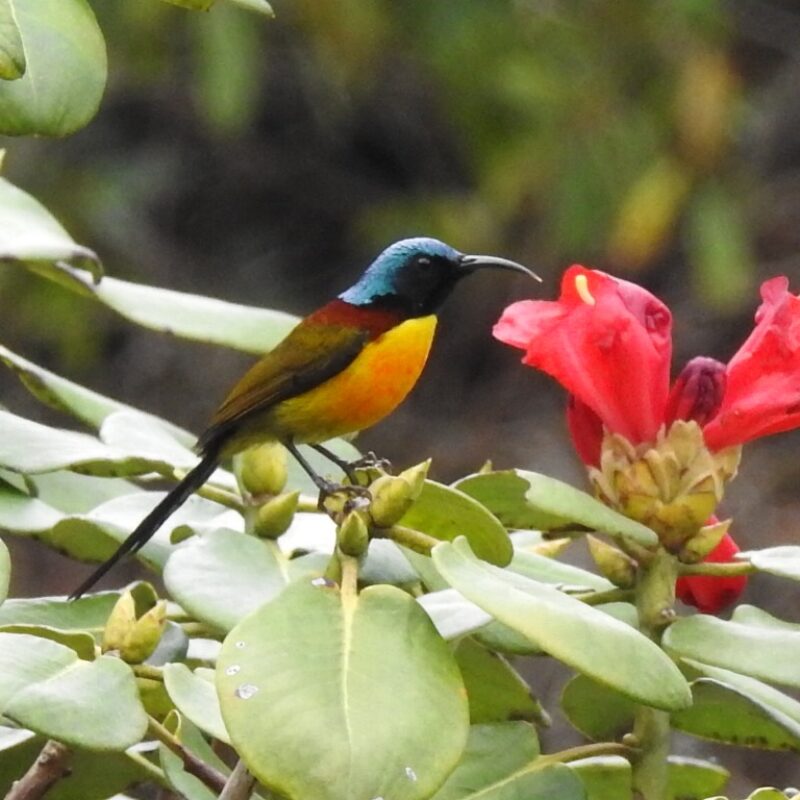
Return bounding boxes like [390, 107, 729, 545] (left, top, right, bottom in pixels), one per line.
[460, 254, 541, 283]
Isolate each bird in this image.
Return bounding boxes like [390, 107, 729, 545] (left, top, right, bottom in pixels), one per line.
[70, 237, 539, 598]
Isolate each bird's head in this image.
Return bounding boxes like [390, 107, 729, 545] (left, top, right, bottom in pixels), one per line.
[339, 237, 539, 316]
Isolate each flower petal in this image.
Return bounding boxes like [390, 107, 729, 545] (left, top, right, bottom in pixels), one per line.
[675, 533, 747, 614]
[703, 277, 800, 450]
[566, 395, 604, 466]
[494, 266, 672, 445]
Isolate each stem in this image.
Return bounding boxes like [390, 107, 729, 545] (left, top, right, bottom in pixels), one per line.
[6, 740, 71, 800]
[147, 716, 227, 794]
[576, 587, 635, 605]
[678, 561, 755, 577]
[535, 741, 636, 768]
[631, 547, 678, 800]
[133, 664, 164, 681]
[379, 525, 439, 555]
[219, 759, 257, 800]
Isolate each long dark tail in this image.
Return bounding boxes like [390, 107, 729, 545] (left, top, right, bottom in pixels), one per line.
[70, 448, 221, 599]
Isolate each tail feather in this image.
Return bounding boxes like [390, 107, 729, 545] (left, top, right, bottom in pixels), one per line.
[69, 449, 221, 600]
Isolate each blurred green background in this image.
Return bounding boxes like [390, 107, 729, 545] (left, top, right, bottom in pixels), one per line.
[2, 0, 800, 791]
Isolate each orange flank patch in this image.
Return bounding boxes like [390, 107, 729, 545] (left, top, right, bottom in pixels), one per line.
[272, 315, 438, 443]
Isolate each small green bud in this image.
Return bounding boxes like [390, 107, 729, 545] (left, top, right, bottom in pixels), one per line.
[238, 443, 288, 497]
[587, 535, 637, 588]
[368, 475, 415, 528]
[397, 460, 431, 502]
[337, 510, 370, 557]
[102, 591, 137, 654]
[122, 602, 167, 664]
[253, 491, 300, 539]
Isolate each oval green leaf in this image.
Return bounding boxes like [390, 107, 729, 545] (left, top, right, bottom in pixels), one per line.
[569, 756, 632, 800]
[0, 537, 8, 604]
[163, 663, 229, 743]
[433, 538, 690, 711]
[666, 756, 729, 800]
[664, 614, 800, 688]
[0, 0, 105, 136]
[164, 529, 298, 632]
[218, 580, 469, 800]
[455, 470, 657, 548]
[401, 480, 512, 566]
[561, 674, 635, 740]
[0, 590, 119, 633]
[0, 0, 25, 79]
[739, 546, 800, 582]
[417, 588, 492, 641]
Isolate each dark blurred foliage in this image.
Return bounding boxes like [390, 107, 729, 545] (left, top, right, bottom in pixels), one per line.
[2, 0, 800, 791]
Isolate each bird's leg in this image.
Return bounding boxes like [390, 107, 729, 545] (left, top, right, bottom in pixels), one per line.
[286, 442, 371, 505]
[349, 451, 393, 473]
[311, 444, 392, 479]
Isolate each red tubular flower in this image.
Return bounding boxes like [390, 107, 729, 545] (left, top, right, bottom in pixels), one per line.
[703, 277, 800, 450]
[494, 266, 672, 447]
[675, 533, 747, 614]
[494, 269, 800, 615]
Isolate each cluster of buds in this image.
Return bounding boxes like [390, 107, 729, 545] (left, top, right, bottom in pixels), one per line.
[588, 420, 740, 554]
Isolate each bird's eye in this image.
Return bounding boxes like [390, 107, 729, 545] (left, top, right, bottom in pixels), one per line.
[417, 256, 432, 268]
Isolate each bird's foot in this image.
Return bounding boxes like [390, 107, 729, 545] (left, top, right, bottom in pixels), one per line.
[348, 451, 393, 474]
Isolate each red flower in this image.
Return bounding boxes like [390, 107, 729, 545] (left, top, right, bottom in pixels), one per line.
[495, 269, 800, 613]
[675, 533, 747, 614]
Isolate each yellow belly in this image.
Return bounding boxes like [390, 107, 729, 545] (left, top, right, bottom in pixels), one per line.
[269, 315, 437, 444]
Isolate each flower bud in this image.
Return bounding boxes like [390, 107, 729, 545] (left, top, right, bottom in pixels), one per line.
[237, 443, 288, 497]
[676, 533, 747, 613]
[397, 460, 430, 501]
[103, 590, 167, 663]
[337, 510, 370, 557]
[590, 420, 740, 552]
[665, 357, 726, 428]
[253, 491, 300, 539]
[368, 475, 416, 528]
[587, 535, 636, 588]
[679, 517, 731, 564]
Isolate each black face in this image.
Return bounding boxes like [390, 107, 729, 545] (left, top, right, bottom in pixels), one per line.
[387, 252, 466, 316]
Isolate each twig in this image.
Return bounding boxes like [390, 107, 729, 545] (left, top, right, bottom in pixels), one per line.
[6, 740, 72, 800]
[534, 741, 636, 767]
[147, 716, 227, 794]
[378, 525, 440, 555]
[219, 759, 257, 800]
[678, 561, 756, 577]
[576, 587, 635, 606]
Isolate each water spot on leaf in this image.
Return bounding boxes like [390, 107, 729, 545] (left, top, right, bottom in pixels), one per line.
[311, 577, 337, 588]
[225, 665, 241, 676]
[235, 683, 259, 700]
[235, 640, 246, 649]
[405, 766, 417, 781]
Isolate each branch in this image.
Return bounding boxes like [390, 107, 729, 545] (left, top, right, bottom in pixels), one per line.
[219, 759, 257, 800]
[678, 561, 756, 577]
[6, 740, 72, 800]
[147, 716, 227, 794]
[534, 741, 636, 767]
[378, 525, 439, 555]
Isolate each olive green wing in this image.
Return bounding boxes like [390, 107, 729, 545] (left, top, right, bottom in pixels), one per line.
[198, 322, 368, 450]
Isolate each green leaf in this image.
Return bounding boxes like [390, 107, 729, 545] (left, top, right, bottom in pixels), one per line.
[217, 580, 469, 800]
[570, 756, 632, 800]
[225, 0, 274, 15]
[34, 260, 298, 354]
[0, 624, 95, 659]
[455, 470, 656, 548]
[0, 342, 192, 443]
[161, 0, 214, 9]
[401, 480, 513, 566]
[433, 538, 691, 710]
[0, 0, 106, 136]
[745, 790, 792, 800]
[0, 177, 100, 274]
[163, 529, 310, 632]
[0, 590, 119, 633]
[561, 675, 635, 740]
[0, 538, 8, 604]
[731, 605, 800, 632]
[0, 633, 147, 749]
[508, 548, 612, 592]
[739, 546, 800, 582]
[454, 638, 546, 724]
[666, 756, 729, 800]
[664, 613, 800, 688]
[417, 588, 492, 641]
[163, 663, 229, 744]
[0, 727, 153, 800]
[0, 0, 25, 79]
[431, 722, 584, 800]
[673, 678, 800, 751]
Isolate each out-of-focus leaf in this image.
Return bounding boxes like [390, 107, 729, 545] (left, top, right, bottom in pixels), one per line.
[400, 480, 512, 566]
[417, 588, 492, 641]
[664, 613, 800, 687]
[0, 0, 106, 136]
[224, 0, 273, 16]
[0, 177, 100, 274]
[688, 181, 752, 313]
[454, 638, 545, 724]
[0, 590, 119, 633]
[433, 538, 691, 710]
[739, 547, 800, 582]
[163, 663, 228, 743]
[561, 674, 635, 740]
[0, 538, 8, 604]
[0, 624, 95, 659]
[455, 470, 657, 548]
[161, 0, 214, 9]
[217, 580, 469, 800]
[0, 633, 146, 749]
[666, 756, 729, 800]
[0, 0, 25, 80]
[33, 260, 298, 354]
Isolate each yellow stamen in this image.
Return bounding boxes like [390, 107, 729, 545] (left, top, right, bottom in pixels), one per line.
[575, 273, 596, 306]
